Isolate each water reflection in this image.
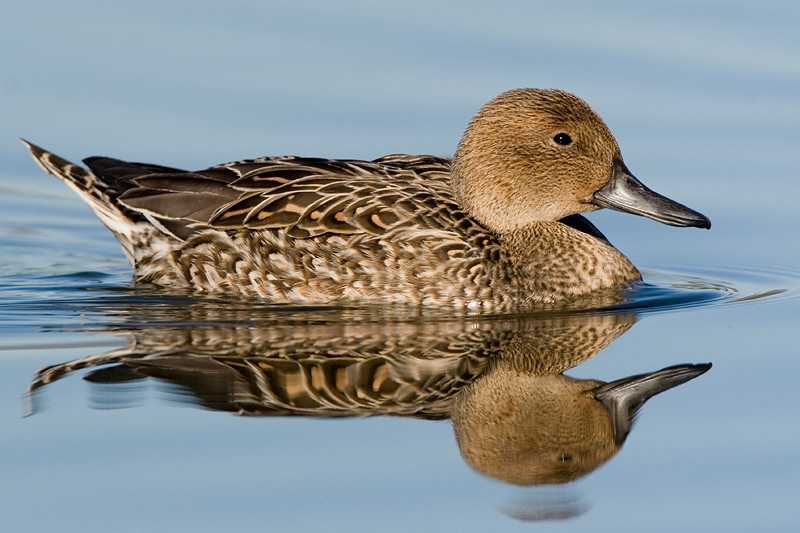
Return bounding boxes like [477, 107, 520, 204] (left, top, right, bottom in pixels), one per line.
[453, 358, 709, 486]
[27, 303, 709, 496]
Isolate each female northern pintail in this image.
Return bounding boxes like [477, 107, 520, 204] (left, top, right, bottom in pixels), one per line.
[25, 89, 709, 310]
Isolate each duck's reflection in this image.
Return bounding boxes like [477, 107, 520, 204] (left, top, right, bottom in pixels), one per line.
[28, 303, 709, 496]
[453, 359, 708, 485]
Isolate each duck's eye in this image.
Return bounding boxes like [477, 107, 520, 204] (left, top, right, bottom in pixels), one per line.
[553, 133, 572, 146]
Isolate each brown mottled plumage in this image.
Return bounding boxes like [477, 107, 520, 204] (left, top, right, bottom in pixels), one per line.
[24, 89, 709, 309]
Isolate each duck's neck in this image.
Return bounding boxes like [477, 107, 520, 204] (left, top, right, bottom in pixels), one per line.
[498, 221, 641, 304]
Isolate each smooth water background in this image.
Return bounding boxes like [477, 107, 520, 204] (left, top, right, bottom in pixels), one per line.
[1, 1, 799, 531]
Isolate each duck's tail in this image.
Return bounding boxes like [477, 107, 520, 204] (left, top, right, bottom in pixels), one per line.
[22, 139, 142, 265]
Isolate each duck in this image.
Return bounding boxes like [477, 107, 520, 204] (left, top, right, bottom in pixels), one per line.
[24, 88, 710, 310]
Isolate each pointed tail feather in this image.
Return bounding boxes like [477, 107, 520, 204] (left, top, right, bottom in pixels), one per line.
[23, 139, 117, 199]
[22, 139, 142, 263]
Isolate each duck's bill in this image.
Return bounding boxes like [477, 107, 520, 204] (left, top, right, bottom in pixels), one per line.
[592, 160, 711, 229]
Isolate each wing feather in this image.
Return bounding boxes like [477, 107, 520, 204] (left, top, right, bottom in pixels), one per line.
[112, 154, 483, 243]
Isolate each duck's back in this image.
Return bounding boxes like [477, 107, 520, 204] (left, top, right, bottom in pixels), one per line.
[79, 153, 513, 308]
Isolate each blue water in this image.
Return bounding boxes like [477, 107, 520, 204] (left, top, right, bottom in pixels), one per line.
[2, 2, 799, 532]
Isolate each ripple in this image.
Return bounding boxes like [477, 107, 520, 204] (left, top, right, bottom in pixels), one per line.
[616, 263, 800, 315]
[0, 263, 796, 333]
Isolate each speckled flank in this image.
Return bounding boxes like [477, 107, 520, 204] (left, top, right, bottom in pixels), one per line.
[23, 88, 707, 310]
[131, 220, 637, 310]
[141, 228, 503, 308]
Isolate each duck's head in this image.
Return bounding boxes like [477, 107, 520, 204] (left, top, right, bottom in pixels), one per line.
[451, 88, 710, 233]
